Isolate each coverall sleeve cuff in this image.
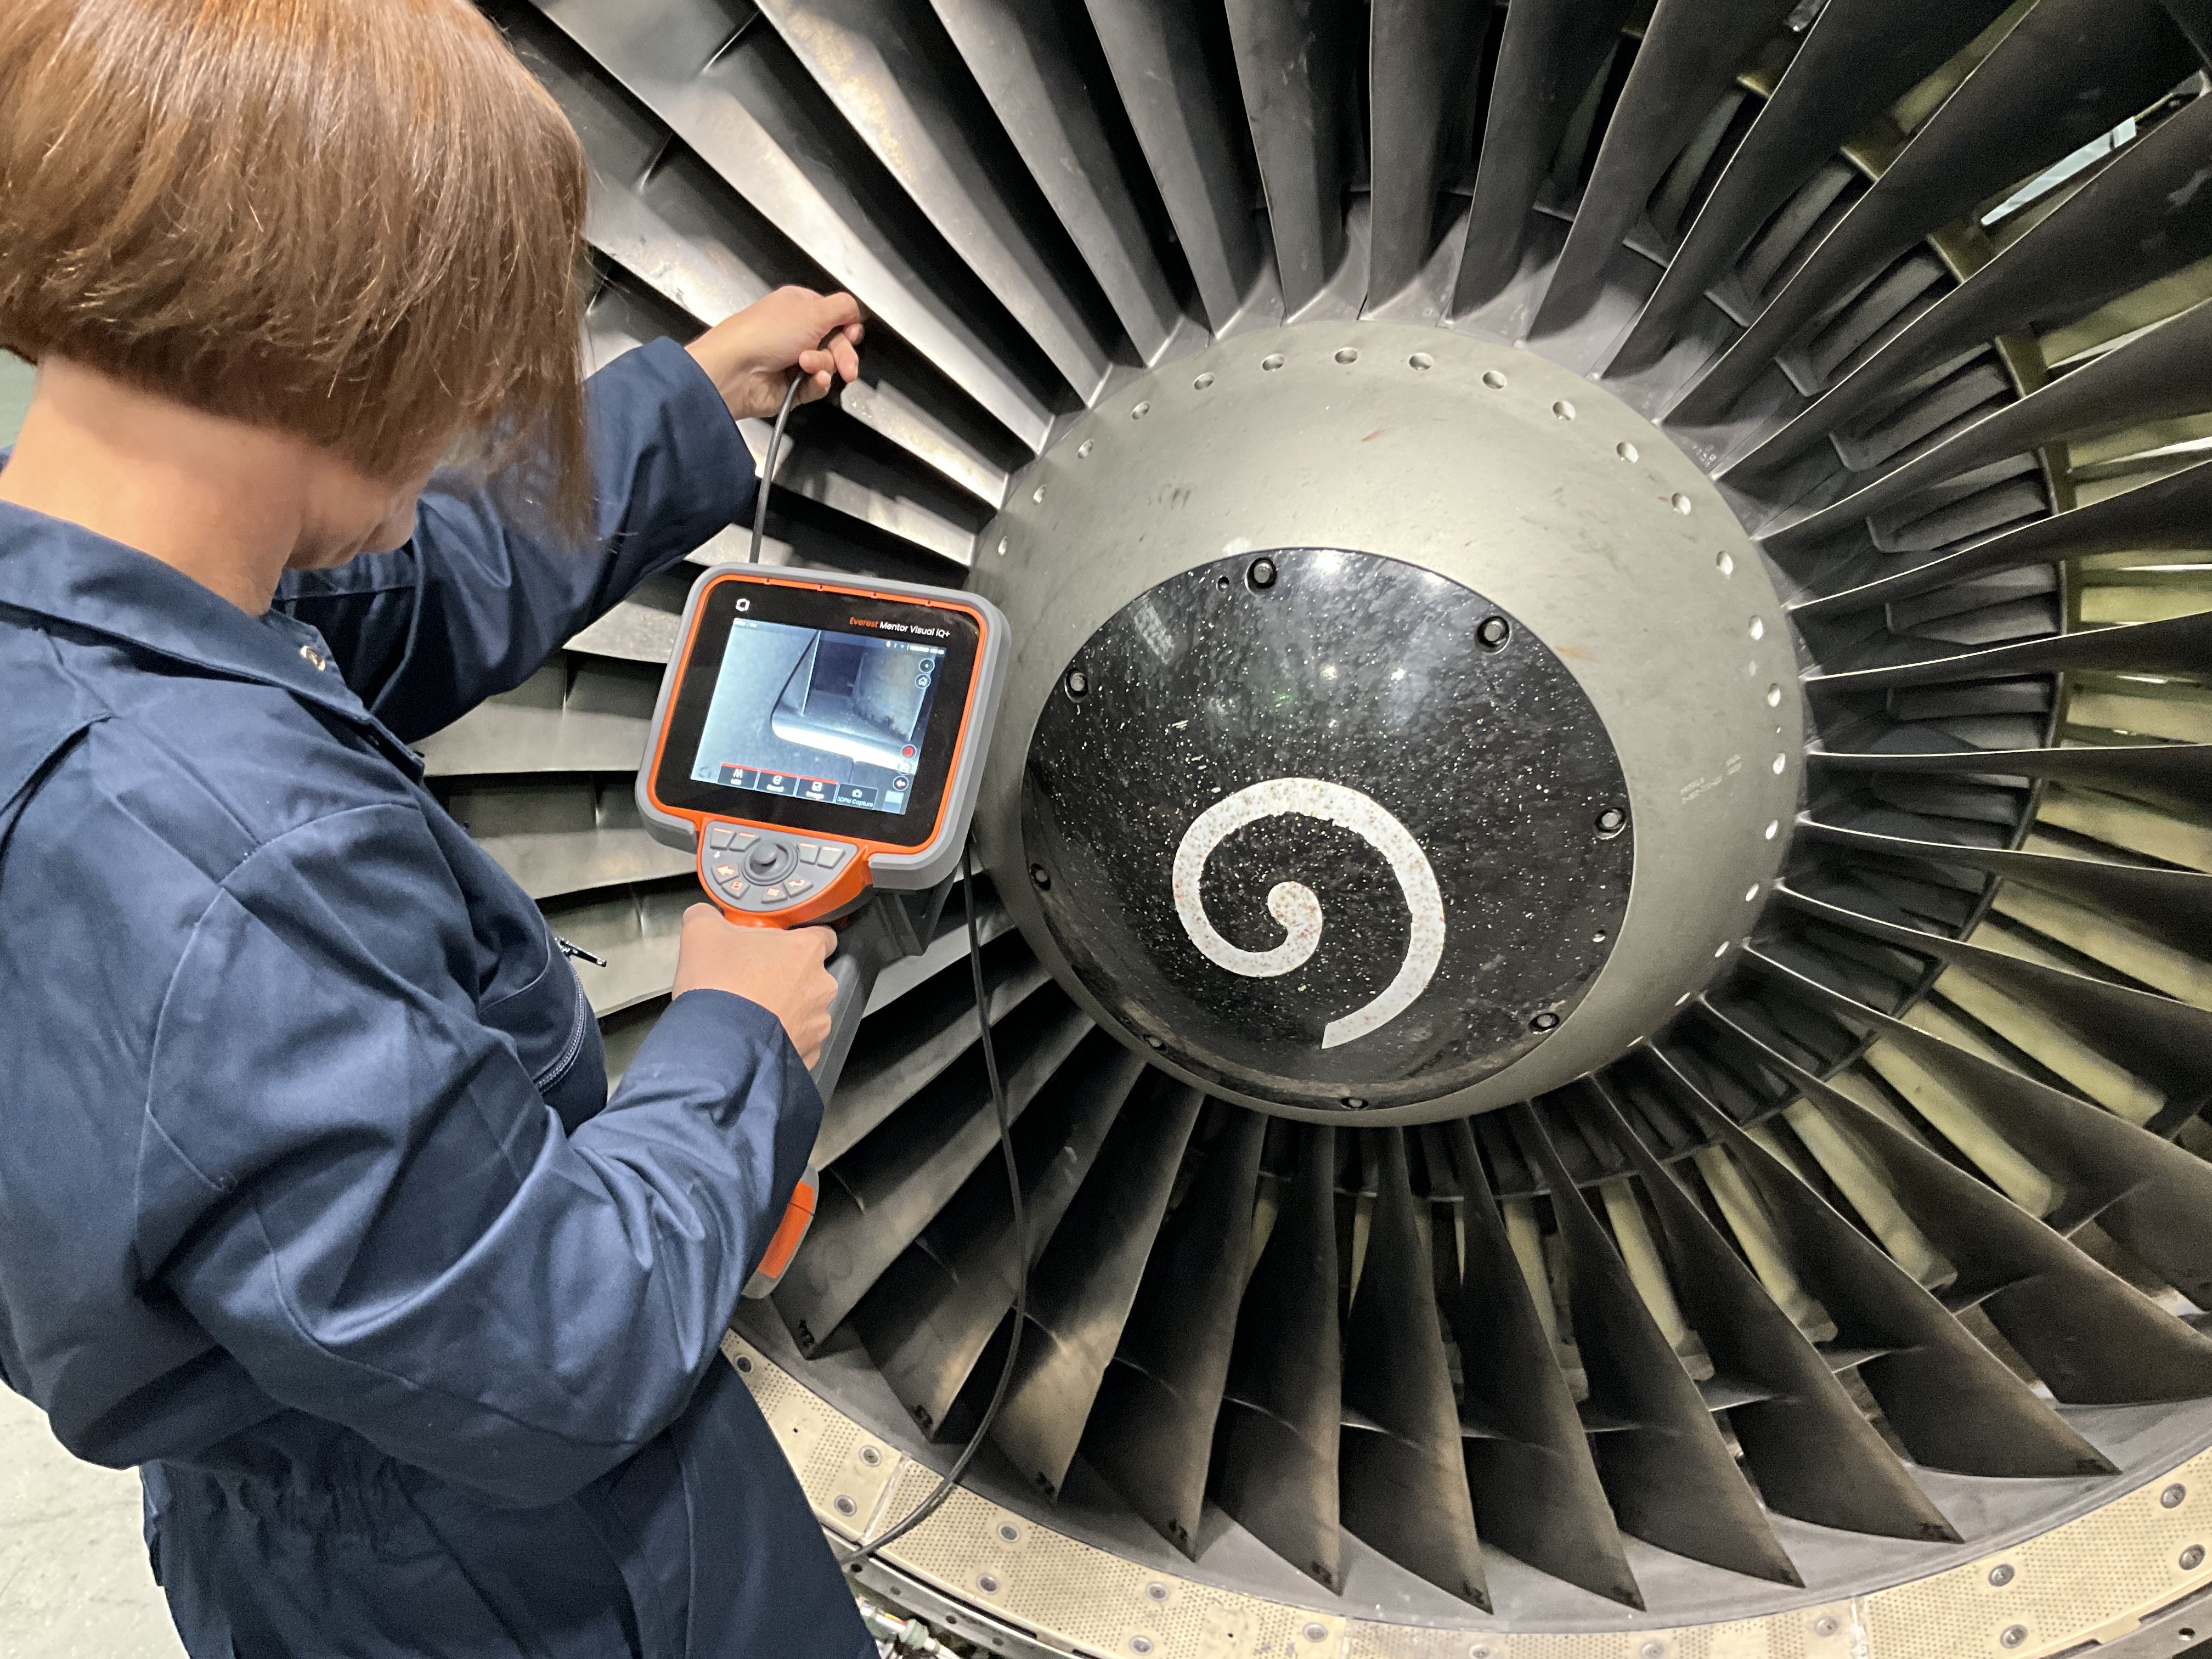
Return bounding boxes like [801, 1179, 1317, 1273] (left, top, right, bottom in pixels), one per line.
[619, 336, 758, 537]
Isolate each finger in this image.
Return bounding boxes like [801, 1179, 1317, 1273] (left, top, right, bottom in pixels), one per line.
[795, 926, 839, 961]
[797, 346, 833, 378]
[831, 332, 861, 383]
[811, 290, 864, 335]
[683, 902, 721, 927]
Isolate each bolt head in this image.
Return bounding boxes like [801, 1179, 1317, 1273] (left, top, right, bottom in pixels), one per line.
[1643, 1643, 1666, 1659]
[1531, 1011, 1560, 1032]
[997, 1522, 1019, 1542]
[1030, 864, 1052, 889]
[1341, 1096, 1369, 1110]
[1131, 1640, 1153, 1656]
[734, 1355, 753, 1373]
[1988, 1564, 2015, 1587]
[1248, 557, 1278, 590]
[1812, 1616, 1838, 1638]
[1477, 615, 1510, 647]
[1596, 806, 1628, 837]
[1147, 1584, 1169, 1603]
[2183, 1544, 2206, 1571]
[978, 1573, 999, 1594]
[859, 1446, 882, 1467]
[1064, 668, 1089, 698]
[2167, 1483, 2190, 1509]
[833, 1494, 857, 1516]
[2000, 1626, 2027, 1649]
[1303, 1623, 1328, 1643]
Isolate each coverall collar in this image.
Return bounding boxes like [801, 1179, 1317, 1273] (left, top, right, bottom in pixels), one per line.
[0, 496, 415, 760]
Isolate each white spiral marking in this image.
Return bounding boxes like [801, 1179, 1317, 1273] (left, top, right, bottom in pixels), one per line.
[1171, 779, 1444, 1049]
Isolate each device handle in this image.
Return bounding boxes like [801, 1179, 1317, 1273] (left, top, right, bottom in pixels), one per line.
[742, 930, 882, 1301]
[809, 950, 874, 1100]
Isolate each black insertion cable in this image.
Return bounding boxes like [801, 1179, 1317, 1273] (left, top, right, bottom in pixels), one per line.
[747, 367, 808, 566]
[842, 839, 1025, 1573]
[739, 359, 1028, 1571]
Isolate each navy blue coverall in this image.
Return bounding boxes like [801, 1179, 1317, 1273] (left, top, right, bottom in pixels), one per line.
[0, 338, 872, 1658]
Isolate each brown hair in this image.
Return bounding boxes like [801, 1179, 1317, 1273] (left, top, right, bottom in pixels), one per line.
[0, 0, 592, 534]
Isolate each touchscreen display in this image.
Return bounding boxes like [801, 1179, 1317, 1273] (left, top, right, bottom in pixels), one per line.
[690, 616, 947, 817]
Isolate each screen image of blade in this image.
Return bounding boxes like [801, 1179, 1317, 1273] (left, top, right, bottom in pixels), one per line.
[692, 616, 944, 815]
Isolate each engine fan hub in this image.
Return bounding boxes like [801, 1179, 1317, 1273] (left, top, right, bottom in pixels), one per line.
[973, 324, 1805, 1122]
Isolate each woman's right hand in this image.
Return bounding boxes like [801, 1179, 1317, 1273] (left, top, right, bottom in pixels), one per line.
[672, 904, 839, 1068]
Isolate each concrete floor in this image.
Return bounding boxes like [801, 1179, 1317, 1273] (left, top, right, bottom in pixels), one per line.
[0, 1387, 185, 1659]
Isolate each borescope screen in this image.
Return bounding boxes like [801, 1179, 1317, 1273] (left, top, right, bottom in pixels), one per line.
[690, 617, 947, 817]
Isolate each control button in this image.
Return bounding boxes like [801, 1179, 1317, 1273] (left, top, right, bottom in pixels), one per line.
[732, 831, 757, 850]
[798, 844, 820, 865]
[785, 877, 811, 896]
[744, 840, 797, 883]
[815, 844, 850, 870]
[761, 884, 786, 903]
[894, 776, 911, 791]
[711, 863, 740, 884]
[707, 825, 735, 850]
[720, 881, 747, 902]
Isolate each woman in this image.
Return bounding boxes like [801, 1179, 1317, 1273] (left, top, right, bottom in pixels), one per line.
[0, 2, 876, 1654]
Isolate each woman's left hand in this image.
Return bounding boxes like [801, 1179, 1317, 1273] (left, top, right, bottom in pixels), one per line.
[686, 286, 865, 422]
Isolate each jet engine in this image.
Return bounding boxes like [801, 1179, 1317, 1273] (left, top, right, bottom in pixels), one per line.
[447, 1, 2212, 1651]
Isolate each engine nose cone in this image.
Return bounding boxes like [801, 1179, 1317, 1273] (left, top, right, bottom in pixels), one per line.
[974, 324, 1803, 1124]
[1022, 548, 1632, 1109]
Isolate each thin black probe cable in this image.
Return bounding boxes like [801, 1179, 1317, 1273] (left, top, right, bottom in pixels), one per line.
[841, 839, 1025, 1572]
[747, 368, 808, 565]
[736, 369, 1028, 1565]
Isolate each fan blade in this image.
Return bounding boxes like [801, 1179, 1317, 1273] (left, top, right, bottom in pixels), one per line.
[1809, 742, 2212, 820]
[1701, 1008, 2212, 1403]
[818, 940, 1051, 1165]
[1806, 608, 2212, 693]
[1215, 1123, 1345, 1592]
[1532, 0, 1800, 336]
[850, 1036, 1143, 1437]
[1367, 0, 1490, 309]
[1791, 457, 2212, 620]
[1735, 98, 2212, 487]
[990, 1075, 1204, 1498]
[1574, 1085, 1958, 1542]
[1799, 818, 2212, 958]
[1085, 1111, 1268, 1554]
[1778, 881, 2212, 1109]
[1669, 0, 2196, 422]
[524, 0, 1056, 449]
[927, 0, 1183, 361]
[1339, 1130, 1490, 1608]
[1645, 1048, 2114, 1476]
[1080, 0, 1263, 332]
[1610, 0, 2014, 376]
[1452, 0, 1639, 313]
[1227, 0, 1353, 315]
[775, 996, 1092, 1350]
[1444, 1120, 1643, 1607]
[758, 0, 1115, 402]
[1751, 950, 2212, 1306]
[1508, 1107, 1801, 1585]
[1762, 296, 2212, 548]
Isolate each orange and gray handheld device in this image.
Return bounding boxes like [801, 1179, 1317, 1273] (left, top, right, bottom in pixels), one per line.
[637, 565, 1008, 1296]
